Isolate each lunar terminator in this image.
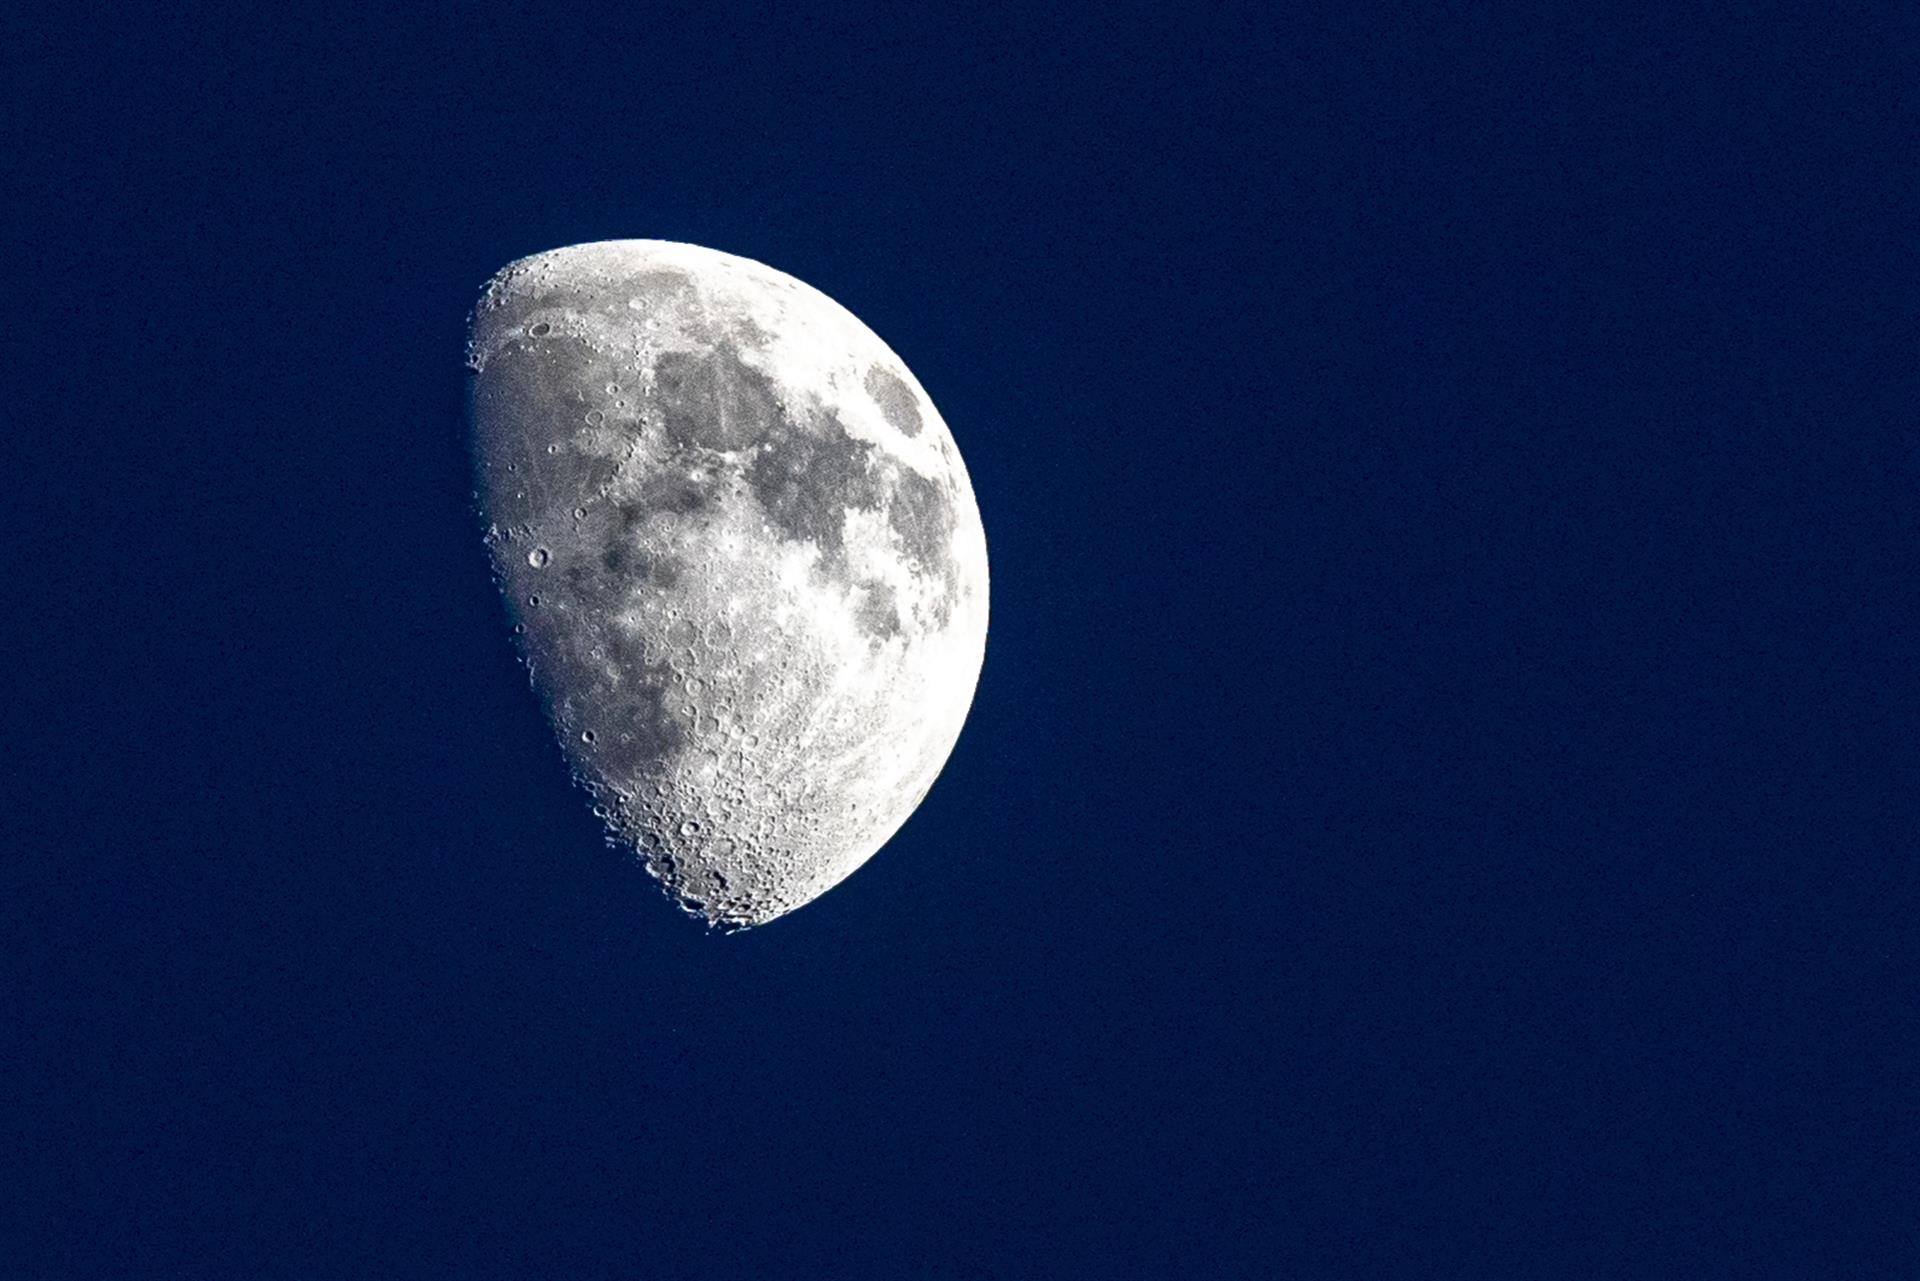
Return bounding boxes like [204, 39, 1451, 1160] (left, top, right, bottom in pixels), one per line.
[467, 241, 989, 928]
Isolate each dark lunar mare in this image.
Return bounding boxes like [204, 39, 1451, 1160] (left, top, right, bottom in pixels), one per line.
[744, 408, 884, 569]
[887, 467, 959, 628]
[855, 579, 903, 640]
[654, 343, 786, 453]
[472, 320, 963, 741]
[864, 364, 924, 436]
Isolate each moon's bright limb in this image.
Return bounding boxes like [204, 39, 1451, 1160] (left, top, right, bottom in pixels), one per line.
[467, 241, 989, 929]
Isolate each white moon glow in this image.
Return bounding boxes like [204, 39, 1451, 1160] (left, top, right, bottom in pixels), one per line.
[467, 241, 989, 929]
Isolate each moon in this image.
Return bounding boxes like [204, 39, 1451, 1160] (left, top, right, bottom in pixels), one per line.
[467, 241, 989, 929]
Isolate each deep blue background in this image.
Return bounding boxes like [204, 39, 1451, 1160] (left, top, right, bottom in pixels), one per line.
[6, 5, 1915, 1276]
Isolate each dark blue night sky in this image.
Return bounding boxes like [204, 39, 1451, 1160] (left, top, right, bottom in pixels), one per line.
[7, 5, 1914, 1277]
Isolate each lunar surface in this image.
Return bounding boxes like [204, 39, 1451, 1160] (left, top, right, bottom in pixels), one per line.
[467, 241, 989, 929]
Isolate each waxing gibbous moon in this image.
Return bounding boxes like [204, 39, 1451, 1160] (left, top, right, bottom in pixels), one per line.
[467, 241, 989, 929]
